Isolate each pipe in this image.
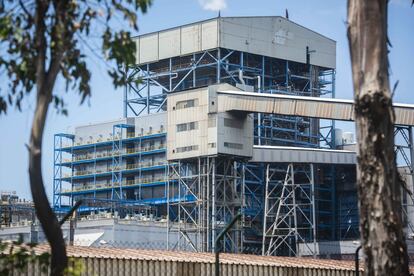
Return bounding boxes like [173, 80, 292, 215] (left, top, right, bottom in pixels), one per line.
[355, 245, 362, 276]
[257, 75, 261, 145]
[238, 69, 245, 86]
[215, 213, 242, 276]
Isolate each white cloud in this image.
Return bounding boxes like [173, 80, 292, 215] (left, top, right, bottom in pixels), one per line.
[198, 0, 227, 11]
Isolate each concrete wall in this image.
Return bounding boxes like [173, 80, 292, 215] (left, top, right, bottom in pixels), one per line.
[0, 218, 177, 249]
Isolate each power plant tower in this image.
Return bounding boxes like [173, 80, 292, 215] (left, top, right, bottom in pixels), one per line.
[51, 16, 414, 257]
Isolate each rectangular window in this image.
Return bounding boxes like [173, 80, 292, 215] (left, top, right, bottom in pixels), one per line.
[177, 122, 198, 132]
[176, 145, 199, 153]
[224, 142, 243, 150]
[188, 122, 197, 130]
[176, 99, 198, 110]
[208, 143, 216, 148]
[177, 123, 187, 132]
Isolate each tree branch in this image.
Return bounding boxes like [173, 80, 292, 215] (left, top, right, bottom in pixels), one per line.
[19, 0, 34, 23]
[34, 0, 47, 97]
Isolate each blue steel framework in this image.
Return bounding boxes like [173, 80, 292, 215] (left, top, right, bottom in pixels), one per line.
[53, 129, 169, 214]
[121, 47, 341, 255]
[262, 163, 316, 256]
[52, 44, 414, 256]
[124, 48, 336, 148]
[394, 126, 414, 233]
[261, 162, 343, 256]
[167, 157, 244, 253]
[53, 133, 74, 209]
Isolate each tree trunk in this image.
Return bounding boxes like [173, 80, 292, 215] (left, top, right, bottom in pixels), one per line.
[30, 1, 68, 275]
[347, 1, 409, 275]
[29, 91, 67, 275]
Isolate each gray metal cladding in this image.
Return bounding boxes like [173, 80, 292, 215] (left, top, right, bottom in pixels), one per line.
[252, 146, 356, 165]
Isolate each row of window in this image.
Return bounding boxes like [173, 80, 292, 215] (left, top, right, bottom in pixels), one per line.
[177, 122, 198, 132]
[223, 142, 243, 149]
[175, 145, 199, 153]
[177, 118, 244, 132]
[173, 141, 243, 154]
[175, 99, 198, 110]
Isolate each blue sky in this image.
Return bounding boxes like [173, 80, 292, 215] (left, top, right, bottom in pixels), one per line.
[0, 0, 413, 200]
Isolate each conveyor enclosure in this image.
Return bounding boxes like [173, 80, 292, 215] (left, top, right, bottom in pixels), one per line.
[217, 90, 414, 126]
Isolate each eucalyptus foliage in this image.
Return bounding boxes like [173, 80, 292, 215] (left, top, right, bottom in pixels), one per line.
[0, 0, 151, 114]
[0, 1, 151, 275]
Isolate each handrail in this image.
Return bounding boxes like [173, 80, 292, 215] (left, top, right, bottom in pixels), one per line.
[60, 178, 167, 193]
[62, 162, 168, 178]
[60, 132, 167, 149]
[60, 145, 166, 164]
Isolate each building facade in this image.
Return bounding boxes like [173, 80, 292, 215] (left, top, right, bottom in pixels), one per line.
[51, 16, 414, 257]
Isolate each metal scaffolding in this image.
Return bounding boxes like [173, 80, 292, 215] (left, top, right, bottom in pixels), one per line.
[262, 163, 316, 256]
[167, 156, 244, 253]
[394, 126, 414, 233]
[53, 129, 169, 212]
[126, 47, 336, 255]
[53, 133, 75, 209]
[124, 48, 335, 147]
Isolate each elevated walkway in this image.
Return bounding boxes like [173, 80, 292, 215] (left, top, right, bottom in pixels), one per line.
[252, 146, 356, 164]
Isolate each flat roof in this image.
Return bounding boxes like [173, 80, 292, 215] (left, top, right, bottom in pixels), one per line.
[134, 16, 335, 43]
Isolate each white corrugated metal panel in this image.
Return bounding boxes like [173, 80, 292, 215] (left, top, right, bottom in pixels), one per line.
[273, 98, 296, 114]
[294, 100, 354, 121]
[167, 85, 253, 161]
[252, 146, 356, 164]
[217, 90, 414, 126]
[220, 17, 335, 69]
[74, 118, 128, 144]
[133, 16, 335, 68]
[395, 105, 414, 126]
[135, 38, 140, 64]
[181, 24, 201, 55]
[159, 29, 181, 60]
[201, 20, 219, 50]
[139, 34, 159, 64]
[134, 18, 219, 65]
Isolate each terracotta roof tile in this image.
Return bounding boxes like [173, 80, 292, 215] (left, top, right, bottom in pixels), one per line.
[7, 243, 414, 272]
[27, 244, 359, 271]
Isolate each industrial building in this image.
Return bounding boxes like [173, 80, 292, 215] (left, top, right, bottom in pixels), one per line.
[0, 191, 34, 228]
[46, 16, 414, 257]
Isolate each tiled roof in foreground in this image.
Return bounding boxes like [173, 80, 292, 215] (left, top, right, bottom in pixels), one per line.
[29, 244, 359, 271]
